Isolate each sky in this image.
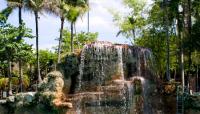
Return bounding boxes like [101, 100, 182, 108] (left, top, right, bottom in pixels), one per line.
[0, 0, 132, 50]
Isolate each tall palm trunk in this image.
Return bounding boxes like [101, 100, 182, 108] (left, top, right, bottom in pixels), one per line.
[19, 60, 23, 92]
[70, 22, 74, 53]
[187, 0, 192, 75]
[180, 32, 185, 92]
[87, 0, 90, 33]
[177, 7, 185, 92]
[74, 23, 76, 35]
[87, 10, 89, 33]
[16, 6, 23, 41]
[8, 60, 12, 96]
[19, 6, 22, 25]
[197, 64, 199, 92]
[34, 11, 42, 83]
[164, 0, 170, 81]
[132, 29, 136, 43]
[183, 0, 192, 89]
[57, 17, 64, 63]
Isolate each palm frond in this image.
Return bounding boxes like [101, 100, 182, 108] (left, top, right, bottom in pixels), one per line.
[0, 7, 13, 21]
[7, 0, 23, 8]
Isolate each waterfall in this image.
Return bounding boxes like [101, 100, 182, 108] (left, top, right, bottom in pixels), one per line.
[78, 45, 87, 91]
[116, 45, 124, 80]
[69, 41, 154, 114]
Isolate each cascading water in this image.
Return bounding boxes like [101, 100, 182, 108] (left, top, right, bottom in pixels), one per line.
[116, 45, 124, 80]
[68, 41, 154, 114]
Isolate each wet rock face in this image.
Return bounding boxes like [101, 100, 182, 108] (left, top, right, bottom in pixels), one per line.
[75, 41, 154, 92]
[60, 42, 154, 93]
[63, 41, 157, 114]
[58, 53, 79, 94]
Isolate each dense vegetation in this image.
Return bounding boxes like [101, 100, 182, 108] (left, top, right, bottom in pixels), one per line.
[113, 0, 200, 92]
[0, 0, 97, 97]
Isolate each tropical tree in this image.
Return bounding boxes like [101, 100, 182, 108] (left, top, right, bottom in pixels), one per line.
[15, 41, 33, 92]
[87, 0, 89, 33]
[0, 20, 32, 95]
[24, 0, 45, 83]
[44, 0, 70, 63]
[112, 0, 179, 80]
[6, 0, 24, 41]
[65, 0, 88, 53]
[111, 0, 147, 44]
[38, 50, 57, 76]
[61, 29, 97, 54]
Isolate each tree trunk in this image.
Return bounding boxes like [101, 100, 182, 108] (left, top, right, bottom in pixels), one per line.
[132, 29, 136, 43]
[74, 23, 76, 35]
[197, 65, 199, 92]
[19, 60, 23, 92]
[70, 22, 74, 53]
[57, 17, 64, 64]
[16, 6, 23, 41]
[181, 33, 185, 92]
[187, 0, 192, 75]
[182, 0, 192, 90]
[87, 9, 90, 33]
[29, 64, 33, 85]
[8, 60, 12, 96]
[19, 6, 22, 25]
[177, 3, 185, 92]
[164, 0, 170, 81]
[34, 11, 42, 83]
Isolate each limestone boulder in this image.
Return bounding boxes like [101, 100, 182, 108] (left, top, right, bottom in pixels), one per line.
[15, 92, 36, 107]
[38, 71, 72, 109]
[39, 71, 64, 93]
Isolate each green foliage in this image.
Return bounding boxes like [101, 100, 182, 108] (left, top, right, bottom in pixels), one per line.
[30, 50, 57, 77]
[0, 13, 33, 91]
[61, 53, 79, 79]
[133, 79, 142, 95]
[39, 50, 57, 70]
[113, 0, 200, 80]
[0, 76, 30, 90]
[24, 0, 45, 12]
[184, 94, 200, 111]
[61, 29, 98, 54]
[191, 20, 200, 51]
[64, 0, 88, 22]
[65, 7, 80, 22]
[111, 0, 147, 42]
[0, 21, 33, 61]
[22, 74, 30, 88]
[0, 7, 13, 23]
[0, 78, 8, 89]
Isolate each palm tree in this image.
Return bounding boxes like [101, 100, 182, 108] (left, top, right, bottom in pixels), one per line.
[6, 0, 25, 93]
[24, 0, 45, 83]
[44, 0, 69, 63]
[87, 0, 89, 33]
[65, 0, 88, 53]
[6, 0, 24, 41]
